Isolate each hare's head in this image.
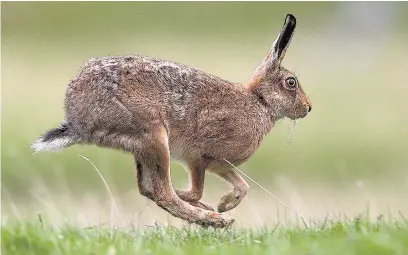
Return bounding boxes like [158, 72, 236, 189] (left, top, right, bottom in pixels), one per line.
[247, 14, 311, 120]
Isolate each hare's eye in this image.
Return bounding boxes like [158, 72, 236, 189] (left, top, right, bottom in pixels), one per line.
[286, 77, 297, 88]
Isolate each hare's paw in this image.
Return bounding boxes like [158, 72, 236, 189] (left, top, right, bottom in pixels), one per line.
[216, 213, 235, 228]
[175, 189, 215, 211]
[175, 189, 201, 201]
[196, 212, 235, 228]
[217, 188, 247, 213]
[188, 200, 215, 211]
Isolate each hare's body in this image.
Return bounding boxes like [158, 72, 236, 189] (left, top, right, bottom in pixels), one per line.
[65, 55, 273, 167]
[33, 14, 311, 228]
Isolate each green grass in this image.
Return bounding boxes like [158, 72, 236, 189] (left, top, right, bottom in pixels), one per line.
[2, 218, 408, 255]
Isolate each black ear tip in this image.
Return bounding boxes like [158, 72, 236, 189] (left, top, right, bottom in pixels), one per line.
[285, 14, 296, 26]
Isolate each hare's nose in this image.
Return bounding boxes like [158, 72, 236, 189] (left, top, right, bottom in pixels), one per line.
[303, 97, 312, 112]
[303, 103, 312, 112]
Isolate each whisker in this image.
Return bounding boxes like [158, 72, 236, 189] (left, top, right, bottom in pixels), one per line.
[286, 120, 298, 146]
[292, 69, 300, 79]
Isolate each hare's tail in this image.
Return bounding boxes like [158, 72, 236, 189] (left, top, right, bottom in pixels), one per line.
[31, 122, 78, 153]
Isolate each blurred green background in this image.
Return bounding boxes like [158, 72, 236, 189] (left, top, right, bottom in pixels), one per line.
[2, 2, 408, 224]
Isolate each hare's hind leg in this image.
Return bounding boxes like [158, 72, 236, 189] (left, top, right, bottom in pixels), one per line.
[135, 126, 234, 228]
[175, 159, 215, 211]
[211, 168, 249, 213]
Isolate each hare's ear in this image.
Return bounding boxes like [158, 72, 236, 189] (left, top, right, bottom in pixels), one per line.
[270, 14, 296, 67]
[249, 14, 296, 85]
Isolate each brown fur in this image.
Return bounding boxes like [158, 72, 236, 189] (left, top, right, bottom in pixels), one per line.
[32, 14, 311, 228]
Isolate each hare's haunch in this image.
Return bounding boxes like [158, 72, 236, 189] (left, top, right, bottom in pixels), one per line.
[32, 14, 311, 228]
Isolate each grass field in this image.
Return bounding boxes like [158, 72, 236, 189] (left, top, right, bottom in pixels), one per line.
[2, 217, 408, 255]
[2, 2, 408, 254]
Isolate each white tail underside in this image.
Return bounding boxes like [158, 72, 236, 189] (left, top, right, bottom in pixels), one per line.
[31, 137, 72, 153]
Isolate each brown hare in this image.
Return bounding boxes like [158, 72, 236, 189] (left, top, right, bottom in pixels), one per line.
[32, 14, 311, 228]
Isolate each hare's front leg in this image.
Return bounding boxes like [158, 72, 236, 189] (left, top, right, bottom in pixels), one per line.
[135, 126, 234, 228]
[211, 168, 249, 213]
[175, 159, 215, 211]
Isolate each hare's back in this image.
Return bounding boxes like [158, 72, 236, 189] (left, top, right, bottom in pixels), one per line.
[64, 55, 227, 139]
[73, 55, 228, 92]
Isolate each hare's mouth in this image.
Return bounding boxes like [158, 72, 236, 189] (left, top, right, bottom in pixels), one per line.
[287, 108, 309, 120]
[297, 110, 309, 119]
